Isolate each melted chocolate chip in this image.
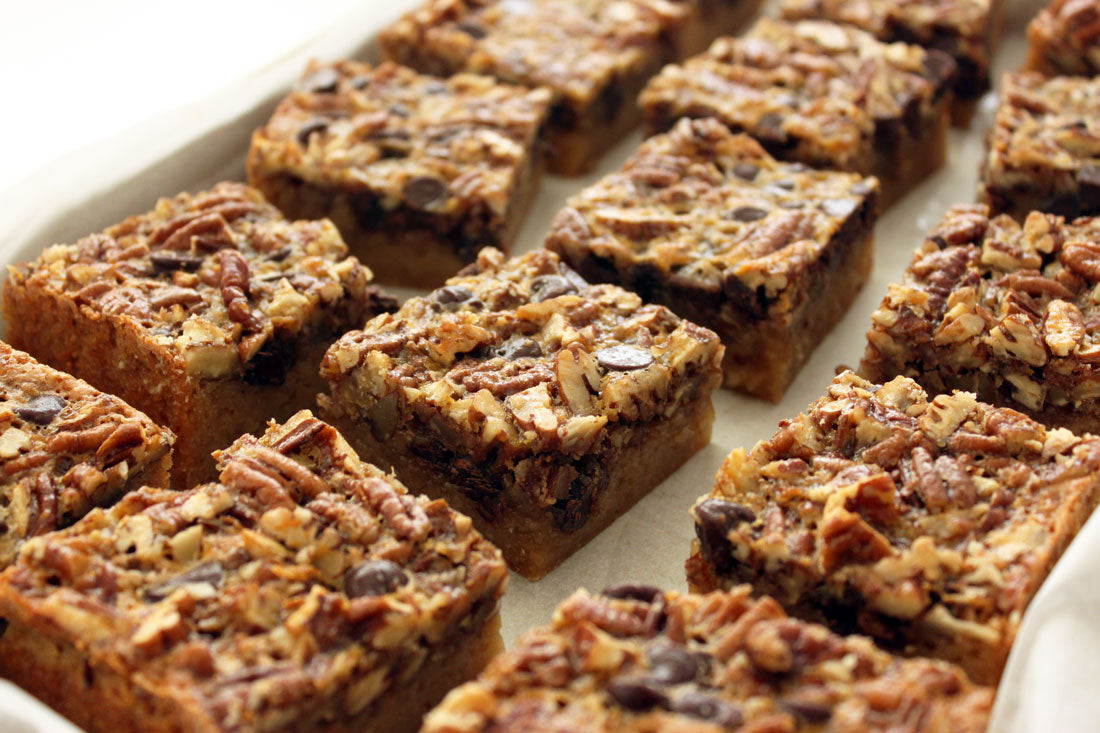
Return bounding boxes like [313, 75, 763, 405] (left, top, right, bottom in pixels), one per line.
[497, 337, 542, 360]
[731, 206, 768, 222]
[432, 285, 475, 311]
[694, 498, 756, 572]
[602, 584, 663, 604]
[456, 21, 488, 38]
[144, 561, 224, 601]
[647, 644, 698, 684]
[606, 677, 669, 712]
[733, 163, 760, 181]
[672, 692, 743, 727]
[402, 176, 450, 209]
[150, 251, 204, 272]
[821, 198, 858, 218]
[15, 395, 66, 425]
[530, 274, 577, 302]
[296, 117, 330, 148]
[781, 699, 833, 724]
[595, 346, 654, 371]
[344, 560, 408, 598]
[300, 67, 340, 94]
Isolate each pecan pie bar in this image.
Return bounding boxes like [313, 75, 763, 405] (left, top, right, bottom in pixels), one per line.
[687, 371, 1100, 684]
[860, 204, 1100, 432]
[779, 0, 1005, 125]
[379, 0, 764, 176]
[2, 182, 395, 489]
[0, 411, 507, 733]
[320, 248, 723, 580]
[639, 19, 955, 207]
[978, 73, 1100, 221]
[247, 61, 551, 287]
[0, 341, 173, 569]
[546, 118, 879, 402]
[1025, 0, 1100, 77]
[423, 584, 993, 732]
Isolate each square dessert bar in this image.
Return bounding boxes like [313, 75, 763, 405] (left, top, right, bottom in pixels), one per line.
[380, 0, 764, 176]
[688, 371, 1100, 684]
[546, 118, 880, 402]
[979, 73, 1100, 221]
[0, 411, 507, 733]
[3, 182, 395, 489]
[423, 584, 993, 732]
[247, 61, 552, 287]
[780, 0, 1005, 125]
[639, 19, 956, 207]
[320, 248, 723, 580]
[1025, 0, 1100, 77]
[861, 204, 1100, 432]
[0, 341, 173, 569]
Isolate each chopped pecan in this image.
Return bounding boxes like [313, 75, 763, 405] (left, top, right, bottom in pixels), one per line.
[355, 477, 430, 542]
[218, 250, 264, 332]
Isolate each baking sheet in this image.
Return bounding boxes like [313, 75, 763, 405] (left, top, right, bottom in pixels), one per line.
[0, 0, 1088, 729]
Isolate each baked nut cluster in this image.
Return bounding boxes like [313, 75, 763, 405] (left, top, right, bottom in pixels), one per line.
[248, 60, 552, 286]
[861, 203, 1100, 432]
[546, 117, 879, 401]
[979, 73, 1100, 221]
[689, 371, 1100, 684]
[1025, 0, 1100, 76]
[0, 411, 506, 733]
[0, 341, 173, 568]
[423, 585, 993, 732]
[321, 247, 723, 578]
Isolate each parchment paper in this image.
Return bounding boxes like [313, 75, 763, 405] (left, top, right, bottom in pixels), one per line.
[0, 1, 1083, 730]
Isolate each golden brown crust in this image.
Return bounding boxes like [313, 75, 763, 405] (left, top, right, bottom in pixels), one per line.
[0, 341, 173, 568]
[688, 371, 1100, 684]
[423, 585, 993, 732]
[0, 411, 506, 733]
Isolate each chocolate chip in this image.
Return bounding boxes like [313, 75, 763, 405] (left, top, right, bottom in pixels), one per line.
[456, 21, 487, 38]
[15, 395, 67, 425]
[821, 198, 858, 218]
[345, 560, 408, 598]
[561, 266, 589, 292]
[756, 113, 788, 144]
[647, 644, 698, 684]
[697, 498, 755, 528]
[922, 49, 957, 88]
[595, 346, 654, 371]
[694, 498, 755, 570]
[671, 692, 743, 727]
[349, 74, 372, 90]
[781, 700, 833, 723]
[731, 206, 768, 222]
[733, 163, 760, 181]
[150, 251, 204, 272]
[145, 561, 224, 601]
[606, 677, 669, 712]
[497, 337, 542, 360]
[432, 285, 475, 310]
[300, 67, 340, 94]
[530, 274, 577, 302]
[402, 176, 450, 209]
[296, 117, 329, 147]
[602, 584, 663, 604]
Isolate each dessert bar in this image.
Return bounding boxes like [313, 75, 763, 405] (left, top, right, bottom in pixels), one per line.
[3, 182, 395, 488]
[320, 248, 723, 580]
[423, 584, 993, 732]
[861, 204, 1100, 432]
[639, 19, 955, 206]
[546, 117, 880, 402]
[0, 340, 173, 569]
[248, 60, 552, 287]
[380, 0, 764, 176]
[0, 411, 507, 733]
[1025, 0, 1100, 77]
[979, 72, 1100, 221]
[780, 0, 1006, 125]
[688, 371, 1100, 684]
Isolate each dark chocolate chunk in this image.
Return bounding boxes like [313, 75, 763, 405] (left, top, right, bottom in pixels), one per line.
[497, 337, 542, 360]
[606, 677, 669, 712]
[731, 206, 768, 222]
[733, 163, 760, 181]
[671, 692, 743, 727]
[144, 561, 224, 601]
[595, 346, 654, 371]
[296, 117, 330, 148]
[344, 560, 408, 598]
[15, 395, 67, 425]
[602, 584, 663, 604]
[530, 274, 577, 302]
[781, 699, 833, 724]
[150, 251, 204, 272]
[694, 498, 756, 571]
[432, 285, 475, 310]
[402, 176, 451, 209]
[756, 113, 788, 144]
[647, 644, 698, 684]
[242, 335, 296, 387]
[455, 21, 488, 39]
[922, 49, 957, 89]
[821, 198, 858, 218]
[561, 266, 589, 293]
[300, 67, 340, 94]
